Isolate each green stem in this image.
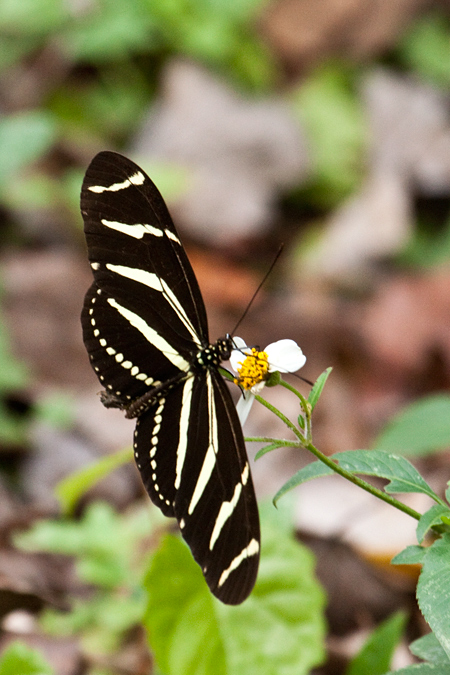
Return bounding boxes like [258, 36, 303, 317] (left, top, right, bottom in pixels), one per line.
[254, 392, 425, 523]
[245, 437, 295, 445]
[253, 393, 303, 441]
[278, 379, 312, 440]
[303, 440, 423, 521]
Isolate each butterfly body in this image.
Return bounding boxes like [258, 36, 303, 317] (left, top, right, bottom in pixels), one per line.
[81, 151, 260, 604]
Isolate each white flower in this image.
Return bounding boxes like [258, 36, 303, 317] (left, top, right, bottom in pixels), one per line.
[230, 337, 306, 425]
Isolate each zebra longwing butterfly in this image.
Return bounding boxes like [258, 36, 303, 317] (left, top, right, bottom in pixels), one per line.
[81, 151, 260, 604]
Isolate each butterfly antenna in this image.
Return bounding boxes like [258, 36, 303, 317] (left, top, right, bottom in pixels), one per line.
[231, 244, 284, 336]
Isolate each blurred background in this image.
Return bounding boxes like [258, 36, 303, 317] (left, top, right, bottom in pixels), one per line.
[1, 0, 450, 673]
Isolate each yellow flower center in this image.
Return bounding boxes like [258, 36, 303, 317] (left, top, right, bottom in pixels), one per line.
[234, 348, 269, 390]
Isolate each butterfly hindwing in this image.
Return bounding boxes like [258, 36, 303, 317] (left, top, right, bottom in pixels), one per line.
[81, 151, 260, 604]
[134, 369, 260, 604]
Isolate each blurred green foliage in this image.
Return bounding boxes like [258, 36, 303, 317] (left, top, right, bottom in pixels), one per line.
[397, 13, 450, 88]
[16, 500, 325, 674]
[291, 63, 368, 207]
[2, 5, 450, 671]
[0, 288, 29, 446]
[374, 394, 450, 457]
[0, 641, 54, 675]
[15, 501, 153, 654]
[345, 611, 407, 675]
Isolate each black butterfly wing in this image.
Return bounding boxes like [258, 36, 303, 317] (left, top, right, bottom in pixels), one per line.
[135, 369, 260, 605]
[81, 151, 208, 400]
[80, 151, 260, 604]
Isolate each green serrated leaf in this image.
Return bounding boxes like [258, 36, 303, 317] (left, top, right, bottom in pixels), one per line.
[0, 640, 54, 675]
[417, 534, 450, 659]
[374, 394, 450, 457]
[391, 544, 426, 566]
[274, 460, 334, 505]
[410, 632, 450, 664]
[144, 507, 325, 675]
[55, 447, 133, 514]
[275, 450, 439, 506]
[345, 611, 407, 675]
[333, 450, 439, 501]
[417, 505, 450, 544]
[308, 367, 332, 410]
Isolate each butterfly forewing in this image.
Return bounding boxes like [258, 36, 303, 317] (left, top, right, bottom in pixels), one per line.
[81, 151, 208, 345]
[81, 151, 260, 604]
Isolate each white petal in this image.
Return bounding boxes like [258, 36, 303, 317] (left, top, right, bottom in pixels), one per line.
[231, 336, 247, 350]
[230, 336, 251, 373]
[265, 339, 306, 373]
[250, 380, 267, 395]
[236, 392, 255, 426]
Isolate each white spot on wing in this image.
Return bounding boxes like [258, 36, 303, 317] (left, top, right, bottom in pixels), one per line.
[165, 229, 180, 244]
[174, 377, 194, 489]
[107, 297, 190, 372]
[188, 372, 218, 514]
[105, 264, 199, 343]
[101, 220, 163, 239]
[218, 539, 260, 588]
[88, 171, 145, 193]
[209, 480, 243, 550]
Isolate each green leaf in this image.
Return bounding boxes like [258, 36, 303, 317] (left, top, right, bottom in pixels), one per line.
[61, 0, 157, 61]
[398, 13, 450, 88]
[374, 394, 450, 457]
[275, 450, 439, 505]
[0, 111, 57, 189]
[417, 534, 450, 660]
[333, 450, 438, 500]
[274, 460, 333, 505]
[49, 65, 151, 140]
[291, 63, 367, 206]
[410, 632, 450, 664]
[144, 535, 226, 675]
[145, 0, 274, 91]
[15, 501, 153, 587]
[446, 484, 450, 505]
[254, 441, 288, 460]
[144, 507, 326, 675]
[0, 401, 28, 446]
[55, 447, 133, 514]
[398, 214, 450, 269]
[417, 505, 450, 544]
[308, 367, 332, 410]
[391, 544, 426, 566]
[0, 641, 54, 675]
[34, 391, 74, 430]
[0, 0, 66, 37]
[345, 611, 407, 675]
[0, 299, 29, 392]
